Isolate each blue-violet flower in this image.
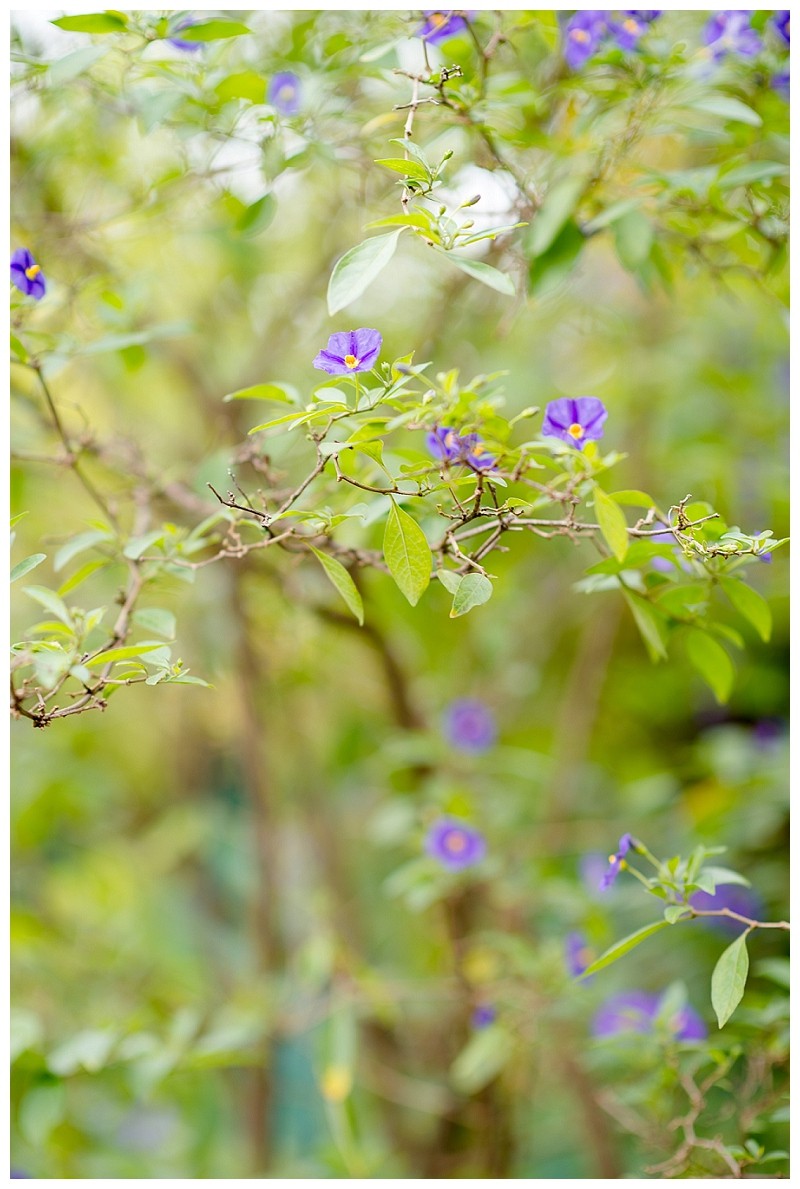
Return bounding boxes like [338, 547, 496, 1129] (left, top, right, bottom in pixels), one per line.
[313, 328, 382, 375]
[427, 426, 495, 470]
[269, 72, 301, 115]
[443, 699, 497, 752]
[563, 11, 607, 68]
[10, 249, 46, 300]
[415, 10, 475, 43]
[703, 11, 761, 59]
[542, 397, 608, 449]
[600, 833, 634, 891]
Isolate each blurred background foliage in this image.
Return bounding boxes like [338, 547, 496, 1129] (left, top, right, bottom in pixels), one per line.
[11, 8, 788, 1178]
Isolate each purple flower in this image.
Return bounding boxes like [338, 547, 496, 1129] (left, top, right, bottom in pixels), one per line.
[426, 426, 495, 471]
[690, 883, 765, 936]
[10, 249, 46, 300]
[443, 699, 497, 752]
[774, 10, 790, 45]
[593, 991, 707, 1041]
[625, 10, 661, 21]
[472, 1004, 496, 1029]
[609, 13, 649, 50]
[580, 853, 610, 895]
[565, 931, 594, 979]
[542, 397, 608, 450]
[771, 72, 790, 100]
[167, 18, 204, 52]
[313, 328, 382, 375]
[703, 11, 761, 60]
[563, 11, 607, 69]
[415, 10, 476, 44]
[753, 717, 784, 749]
[269, 72, 301, 116]
[425, 818, 486, 871]
[600, 833, 634, 891]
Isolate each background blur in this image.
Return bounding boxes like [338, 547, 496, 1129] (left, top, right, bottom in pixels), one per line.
[11, 9, 788, 1178]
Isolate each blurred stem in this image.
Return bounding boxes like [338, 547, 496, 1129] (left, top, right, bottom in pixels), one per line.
[231, 565, 287, 1173]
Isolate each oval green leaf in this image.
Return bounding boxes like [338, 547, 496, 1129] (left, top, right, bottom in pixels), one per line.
[327, 231, 403, 316]
[578, 920, 669, 980]
[594, 486, 629, 562]
[383, 501, 431, 607]
[711, 933, 750, 1028]
[450, 573, 493, 618]
[308, 546, 364, 625]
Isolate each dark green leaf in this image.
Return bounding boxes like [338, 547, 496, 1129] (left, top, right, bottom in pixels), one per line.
[718, 576, 771, 642]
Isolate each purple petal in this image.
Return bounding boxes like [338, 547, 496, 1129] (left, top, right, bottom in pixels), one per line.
[313, 349, 348, 374]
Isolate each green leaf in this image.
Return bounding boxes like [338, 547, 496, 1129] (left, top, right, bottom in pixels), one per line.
[57, 559, 108, 597]
[215, 70, 266, 105]
[10, 333, 29, 363]
[623, 591, 669, 661]
[693, 96, 762, 127]
[48, 1028, 117, 1076]
[685, 629, 734, 704]
[236, 193, 276, 238]
[10, 554, 46, 583]
[528, 174, 587, 255]
[54, 528, 111, 572]
[374, 158, 430, 182]
[24, 585, 73, 626]
[609, 489, 656, 509]
[435, 250, 515, 296]
[450, 573, 493, 618]
[366, 213, 434, 231]
[528, 219, 584, 295]
[223, 382, 298, 405]
[84, 642, 168, 667]
[383, 501, 431, 607]
[437, 570, 462, 595]
[48, 44, 107, 84]
[123, 530, 164, 560]
[52, 12, 128, 33]
[664, 905, 692, 924]
[327, 231, 403, 316]
[700, 866, 751, 889]
[173, 19, 251, 41]
[132, 608, 177, 639]
[711, 933, 750, 1028]
[716, 160, 788, 190]
[718, 576, 771, 642]
[579, 921, 670, 979]
[308, 547, 364, 625]
[450, 1024, 515, 1095]
[612, 210, 654, 271]
[594, 487, 629, 562]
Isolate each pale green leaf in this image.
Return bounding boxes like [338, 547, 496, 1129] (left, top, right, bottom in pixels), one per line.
[223, 382, 299, 405]
[711, 933, 749, 1028]
[450, 1024, 514, 1095]
[718, 576, 771, 642]
[52, 12, 127, 33]
[432, 246, 515, 295]
[308, 546, 364, 625]
[173, 19, 251, 41]
[132, 608, 177, 639]
[594, 487, 629, 562]
[84, 642, 168, 667]
[528, 175, 587, 255]
[450, 573, 493, 618]
[383, 501, 431, 606]
[327, 231, 403, 316]
[579, 921, 670, 980]
[10, 554, 46, 583]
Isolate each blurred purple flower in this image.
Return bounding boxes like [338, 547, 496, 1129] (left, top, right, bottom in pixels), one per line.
[565, 931, 594, 978]
[563, 11, 607, 68]
[443, 699, 497, 752]
[269, 71, 301, 115]
[609, 13, 649, 50]
[427, 426, 495, 470]
[703, 11, 761, 59]
[425, 818, 486, 871]
[168, 18, 204, 51]
[580, 853, 610, 895]
[600, 833, 634, 891]
[593, 990, 707, 1041]
[313, 328, 382, 375]
[415, 10, 476, 43]
[11, 248, 46, 300]
[625, 9, 661, 20]
[690, 882, 765, 936]
[472, 1004, 496, 1028]
[542, 397, 608, 450]
[752, 717, 784, 749]
[774, 10, 790, 45]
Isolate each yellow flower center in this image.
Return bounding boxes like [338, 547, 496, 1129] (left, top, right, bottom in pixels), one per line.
[344, 354, 359, 369]
[472, 443, 485, 456]
[572, 28, 590, 44]
[578, 946, 593, 966]
[278, 84, 295, 101]
[430, 12, 448, 27]
[444, 431, 457, 448]
[445, 830, 468, 854]
[568, 423, 585, 440]
[25, 264, 41, 280]
[608, 853, 617, 864]
[623, 18, 639, 34]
